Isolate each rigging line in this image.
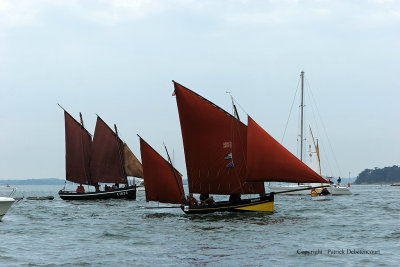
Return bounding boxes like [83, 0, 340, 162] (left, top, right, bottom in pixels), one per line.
[282, 77, 301, 144]
[306, 87, 334, 177]
[227, 93, 248, 194]
[305, 77, 342, 177]
[114, 124, 128, 184]
[306, 81, 334, 176]
[79, 113, 91, 185]
[229, 95, 249, 116]
[229, 96, 265, 194]
[297, 94, 302, 159]
[229, 106, 246, 194]
[305, 77, 340, 177]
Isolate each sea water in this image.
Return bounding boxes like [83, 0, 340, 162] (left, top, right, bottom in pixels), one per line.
[0, 185, 399, 266]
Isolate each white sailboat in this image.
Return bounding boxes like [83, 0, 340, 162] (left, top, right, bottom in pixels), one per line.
[268, 71, 351, 196]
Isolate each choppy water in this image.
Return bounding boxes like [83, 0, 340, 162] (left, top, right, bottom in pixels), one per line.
[1, 185, 399, 266]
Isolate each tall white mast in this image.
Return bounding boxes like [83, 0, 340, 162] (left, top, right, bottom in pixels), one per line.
[300, 71, 305, 162]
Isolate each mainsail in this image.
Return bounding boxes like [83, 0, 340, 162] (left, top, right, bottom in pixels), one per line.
[64, 111, 92, 185]
[139, 137, 185, 204]
[90, 116, 127, 184]
[246, 116, 326, 183]
[173, 81, 265, 195]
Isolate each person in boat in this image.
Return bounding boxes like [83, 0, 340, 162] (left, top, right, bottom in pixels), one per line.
[199, 193, 209, 205]
[310, 189, 318, 197]
[113, 183, 119, 190]
[337, 177, 341, 185]
[104, 185, 110, 191]
[186, 193, 199, 206]
[76, 184, 85, 193]
[327, 178, 334, 184]
[320, 188, 330, 196]
[204, 196, 215, 206]
[94, 183, 100, 192]
[229, 194, 241, 203]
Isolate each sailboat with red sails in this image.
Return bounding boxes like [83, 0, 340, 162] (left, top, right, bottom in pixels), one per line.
[58, 108, 143, 200]
[138, 81, 327, 214]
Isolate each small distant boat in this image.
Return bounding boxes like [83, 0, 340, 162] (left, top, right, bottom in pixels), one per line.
[391, 182, 400, 186]
[27, 196, 54, 200]
[0, 186, 16, 221]
[269, 71, 351, 196]
[310, 187, 332, 201]
[269, 183, 352, 195]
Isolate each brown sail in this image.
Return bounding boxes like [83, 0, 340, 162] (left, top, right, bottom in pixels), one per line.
[139, 137, 185, 204]
[64, 111, 92, 185]
[246, 116, 327, 183]
[123, 143, 143, 178]
[173, 81, 265, 195]
[90, 116, 126, 184]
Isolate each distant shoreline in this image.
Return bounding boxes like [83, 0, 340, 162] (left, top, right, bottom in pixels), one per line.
[0, 178, 189, 186]
[1, 179, 392, 186]
[0, 178, 65, 185]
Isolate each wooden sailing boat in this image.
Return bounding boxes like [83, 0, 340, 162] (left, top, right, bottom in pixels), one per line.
[58, 109, 143, 200]
[138, 81, 326, 214]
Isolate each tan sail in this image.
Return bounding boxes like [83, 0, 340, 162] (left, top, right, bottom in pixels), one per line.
[123, 143, 143, 178]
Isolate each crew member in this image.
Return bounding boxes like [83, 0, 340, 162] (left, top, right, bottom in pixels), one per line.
[200, 193, 209, 205]
[76, 184, 85, 193]
[311, 189, 318, 197]
[204, 196, 215, 206]
[187, 193, 199, 206]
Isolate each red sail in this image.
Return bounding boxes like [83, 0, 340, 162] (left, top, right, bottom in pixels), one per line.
[64, 111, 92, 185]
[246, 116, 327, 183]
[139, 137, 185, 204]
[64, 111, 92, 184]
[174, 81, 265, 195]
[90, 116, 126, 184]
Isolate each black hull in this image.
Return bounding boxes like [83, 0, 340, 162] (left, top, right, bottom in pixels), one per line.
[180, 194, 274, 214]
[59, 186, 136, 200]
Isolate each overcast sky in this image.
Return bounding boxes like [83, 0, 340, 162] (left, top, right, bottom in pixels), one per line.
[0, 0, 399, 180]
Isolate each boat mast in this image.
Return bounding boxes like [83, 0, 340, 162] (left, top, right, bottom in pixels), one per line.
[300, 71, 305, 162]
[114, 124, 128, 185]
[227, 92, 240, 121]
[79, 112, 92, 186]
[309, 126, 322, 176]
[79, 112, 85, 128]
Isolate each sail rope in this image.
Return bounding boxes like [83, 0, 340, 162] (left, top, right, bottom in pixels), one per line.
[305, 77, 343, 178]
[229, 94, 260, 194]
[229, 97, 247, 194]
[282, 77, 301, 145]
[306, 87, 334, 176]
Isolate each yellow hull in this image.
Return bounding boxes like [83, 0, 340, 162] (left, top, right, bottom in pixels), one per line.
[181, 194, 275, 214]
[235, 201, 274, 212]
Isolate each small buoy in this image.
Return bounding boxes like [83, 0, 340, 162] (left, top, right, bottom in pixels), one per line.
[348, 183, 351, 187]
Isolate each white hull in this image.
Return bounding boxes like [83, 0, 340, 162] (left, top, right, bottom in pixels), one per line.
[0, 197, 15, 221]
[269, 183, 352, 195]
[135, 180, 145, 191]
[327, 185, 352, 195]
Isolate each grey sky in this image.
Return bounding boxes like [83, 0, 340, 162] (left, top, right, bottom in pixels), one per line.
[0, 0, 399, 180]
